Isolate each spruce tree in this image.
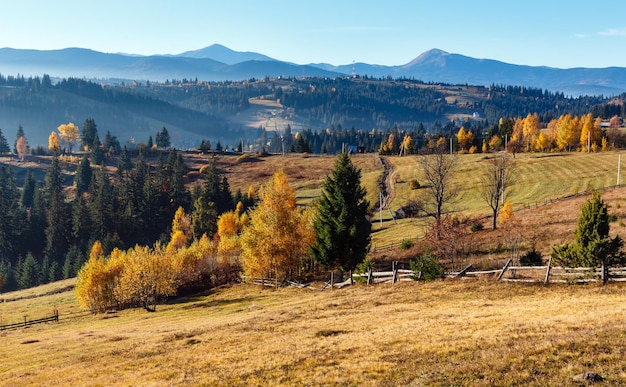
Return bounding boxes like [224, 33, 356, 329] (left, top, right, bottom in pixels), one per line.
[19, 253, 39, 288]
[552, 191, 625, 282]
[91, 132, 104, 165]
[0, 128, 10, 153]
[21, 170, 36, 208]
[310, 152, 371, 271]
[74, 155, 93, 196]
[44, 156, 71, 264]
[82, 118, 98, 151]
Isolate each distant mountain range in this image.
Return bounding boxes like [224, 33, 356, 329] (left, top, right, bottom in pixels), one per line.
[1, 44, 626, 95]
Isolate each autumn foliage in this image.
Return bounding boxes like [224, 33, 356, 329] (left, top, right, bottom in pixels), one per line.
[240, 170, 314, 282]
[75, 209, 239, 312]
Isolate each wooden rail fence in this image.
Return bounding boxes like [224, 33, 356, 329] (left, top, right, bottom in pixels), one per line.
[0, 309, 59, 331]
[243, 260, 626, 289]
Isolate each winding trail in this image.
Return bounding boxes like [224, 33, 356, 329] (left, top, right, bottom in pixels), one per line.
[375, 156, 396, 211]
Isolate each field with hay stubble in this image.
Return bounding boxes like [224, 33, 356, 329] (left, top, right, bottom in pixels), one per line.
[2, 280, 626, 385]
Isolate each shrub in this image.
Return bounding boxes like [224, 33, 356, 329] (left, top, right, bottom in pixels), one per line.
[410, 253, 444, 281]
[470, 222, 484, 232]
[354, 257, 375, 283]
[608, 213, 618, 222]
[408, 179, 421, 190]
[520, 248, 543, 266]
[400, 239, 414, 250]
[236, 153, 250, 163]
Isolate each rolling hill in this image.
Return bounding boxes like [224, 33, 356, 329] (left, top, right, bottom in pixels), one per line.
[2, 45, 626, 95]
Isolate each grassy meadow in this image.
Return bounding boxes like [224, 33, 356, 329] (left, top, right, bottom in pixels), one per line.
[2, 280, 626, 385]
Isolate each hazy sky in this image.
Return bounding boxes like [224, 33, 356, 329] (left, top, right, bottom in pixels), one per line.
[2, 0, 626, 69]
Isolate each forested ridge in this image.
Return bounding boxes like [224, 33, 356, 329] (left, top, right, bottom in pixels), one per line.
[0, 73, 623, 151]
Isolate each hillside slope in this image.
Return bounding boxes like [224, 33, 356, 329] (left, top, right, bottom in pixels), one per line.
[1, 278, 626, 385]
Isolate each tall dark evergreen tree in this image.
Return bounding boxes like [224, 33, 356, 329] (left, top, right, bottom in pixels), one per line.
[0, 128, 10, 153]
[218, 176, 234, 214]
[168, 152, 191, 212]
[117, 145, 132, 175]
[310, 152, 371, 271]
[44, 156, 71, 264]
[24, 183, 47, 258]
[552, 191, 625, 282]
[21, 169, 36, 208]
[91, 132, 104, 165]
[89, 165, 115, 243]
[19, 253, 39, 289]
[155, 126, 171, 149]
[71, 195, 93, 253]
[74, 155, 93, 196]
[0, 166, 20, 262]
[82, 118, 98, 151]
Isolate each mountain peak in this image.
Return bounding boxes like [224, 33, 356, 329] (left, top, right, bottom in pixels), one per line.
[177, 44, 275, 65]
[405, 48, 450, 67]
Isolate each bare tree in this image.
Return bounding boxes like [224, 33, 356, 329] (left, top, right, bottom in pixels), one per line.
[481, 154, 515, 230]
[420, 149, 457, 236]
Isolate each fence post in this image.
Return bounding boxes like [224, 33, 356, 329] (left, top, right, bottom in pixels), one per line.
[392, 261, 398, 284]
[349, 270, 353, 286]
[367, 267, 372, 285]
[544, 257, 552, 284]
[23, 315, 27, 328]
[330, 272, 334, 289]
[497, 259, 512, 281]
[602, 260, 609, 284]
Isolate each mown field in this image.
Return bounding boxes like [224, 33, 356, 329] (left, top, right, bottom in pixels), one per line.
[2, 279, 626, 386]
[197, 151, 626, 249]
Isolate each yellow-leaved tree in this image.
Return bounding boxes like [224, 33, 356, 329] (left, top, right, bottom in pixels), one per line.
[522, 113, 540, 152]
[75, 241, 119, 312]
[456, 126, 473, 153]
[57, 122, 80, 154]
[48, 131, 61, 154]
[498, 201, 514, 225]
[115, 244, 178, 312]
[579, 113, 602, 152]
[167, 207, 191, 253]
[216, 201, 249, 260]
[534, 131, 551, 152]
[240, 170, 314, 283]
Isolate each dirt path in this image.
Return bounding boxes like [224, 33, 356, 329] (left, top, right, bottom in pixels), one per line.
[375, 156, 396, 211]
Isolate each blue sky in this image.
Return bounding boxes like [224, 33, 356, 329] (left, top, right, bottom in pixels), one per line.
[2, 0, 626, 69]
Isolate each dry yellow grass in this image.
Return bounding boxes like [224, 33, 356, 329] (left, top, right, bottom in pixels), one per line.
[2, 280, 626, 386]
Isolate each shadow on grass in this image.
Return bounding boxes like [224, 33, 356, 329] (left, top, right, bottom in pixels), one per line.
[180, 296, 259, 310]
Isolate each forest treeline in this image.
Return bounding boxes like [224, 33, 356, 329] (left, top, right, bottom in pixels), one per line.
[2, 73, 625, 150]
[0, 117, 255, 292]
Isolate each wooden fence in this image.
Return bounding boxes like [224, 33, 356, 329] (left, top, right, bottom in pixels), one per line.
[243, 260, 626, 289]
[0, 309, 59, 331]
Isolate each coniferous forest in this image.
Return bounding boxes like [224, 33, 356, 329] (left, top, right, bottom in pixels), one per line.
[0, 131, 254, 292]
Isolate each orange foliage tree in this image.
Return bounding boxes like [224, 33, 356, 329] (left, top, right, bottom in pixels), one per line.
[240, 170, 314, 282]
